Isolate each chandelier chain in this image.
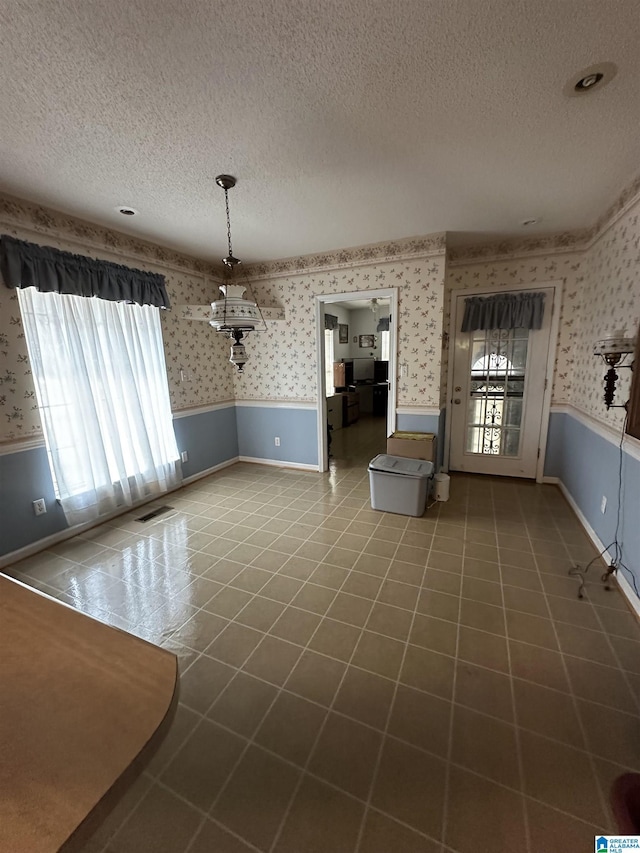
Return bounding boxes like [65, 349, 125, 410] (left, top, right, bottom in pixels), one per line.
[224, 188, 233, 260]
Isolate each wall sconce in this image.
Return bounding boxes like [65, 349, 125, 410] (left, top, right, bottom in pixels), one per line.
[593, 333, 635, 409]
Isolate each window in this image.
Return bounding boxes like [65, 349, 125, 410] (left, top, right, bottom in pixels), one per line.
[325, 328, 335, 396]
[380, 330, 390, 361]
[627, 324, 640, 440]
[18, 288, 180, 525]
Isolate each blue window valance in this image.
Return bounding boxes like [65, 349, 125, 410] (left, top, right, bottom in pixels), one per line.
[0, 235, 170, 308]
[324, 313, 339, 330]
[461, 292, 545, 332]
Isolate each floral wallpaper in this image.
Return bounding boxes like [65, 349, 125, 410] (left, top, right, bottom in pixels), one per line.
[573, 202, 640, 430]
[233, 255, 446, 408]
[0, 198, 232, 445]
[445, 252, 585, 409]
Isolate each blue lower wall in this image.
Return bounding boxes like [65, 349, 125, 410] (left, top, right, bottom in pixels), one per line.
[172, 405, 238, 479]
[0, 406, 240, 560]
[236, 406, 318, 466]
[545, 411, 640, 598]
[0, 446, 69, 556]
[395, 412, 442, 470]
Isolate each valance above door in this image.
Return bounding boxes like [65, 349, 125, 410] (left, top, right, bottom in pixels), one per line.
[461, 291, 545, 332]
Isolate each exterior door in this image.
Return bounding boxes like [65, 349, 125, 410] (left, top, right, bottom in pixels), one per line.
[449, 287, 553, 478]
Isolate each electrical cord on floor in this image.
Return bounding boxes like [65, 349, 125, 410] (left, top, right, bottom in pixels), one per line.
[568, 409, 639, 599]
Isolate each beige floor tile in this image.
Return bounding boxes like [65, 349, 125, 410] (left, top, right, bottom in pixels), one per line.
[327, 591, 374, 627]
[501, 563, 543, 591]
[503, 585, 549, 617]
[554, 621, 618, 666]
[428, 550, 463, 574]
[277, 556, 319, 581]
[341, 570, 384, 599]
[546, 594, 601, 631]
[259, 574, 304, 604]
[520, 729, 606, 823]
[508, 640, 570, 692]
[179, 655, 236, 714]
[463, 556, 501, 582]
[145, 703, 200, 777]
[387, 560, 426, 585]
[451, 705, 520, 788]
[308, 618, 362, 661]
[273, 775, 365, 853]
[242, 635, 303, 686]
[400, 645, 455, 699]
[445, 766, 526, 853]
[353, 553, 392, 578]
[461, 576, 502, 606]
[596, 606, 640, 640]
[110, 784, 202, 853]
[352, 631, 406, 680]
[211, 746, 301, 850]
[371, 737, 446, 838]
[227, 566, 271, 594]
[609, 634, 640, 674]
[204, 559, 244, 585]
[455, 661, 514, 722]
[234, 596, 285, 632]
[499, 548, 537, 570]
[377, 578, 420, 610]
[308, 713, 383, 798]
[366, 602, 413, 641]
[387, 684, 450, 757]
[284, 650, 347, 706]
[422, 567, 461, 595]
[409, 614, 457, 657]
[160, 719, 245, 811]
[333, 667, 396, 730]
[459, 598, 506, 636]
[309, 563, 349, 589]
[359, 809, 440, 853]
[432, 535, 464, 556]
[513, 679, 585, 747]
[254, 691, 327, 765]
[207, 672, 278, 737]
[203, 586, 253, 620]
[458, 625, 509, 672]
[206, 622, 264, 667]
[189, 818, 256, 853]
[526, 799, 606, 851]
[566, 656, 638, 713]
[269, 606, 322, 645]
[291, 582, 337, 614]
[416, 589, 460, 623]
[505, 610, 559, 650]
[363, 537, 398, 559]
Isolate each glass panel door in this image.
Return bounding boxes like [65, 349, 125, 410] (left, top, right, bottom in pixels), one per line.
[465, 327, 529, 458]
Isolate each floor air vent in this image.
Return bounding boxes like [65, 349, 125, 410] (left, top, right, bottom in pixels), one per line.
[135, 505, 174, 523]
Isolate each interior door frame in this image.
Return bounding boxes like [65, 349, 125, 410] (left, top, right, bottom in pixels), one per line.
[315, 287, 399, 473]
[443, 280, 562, 483]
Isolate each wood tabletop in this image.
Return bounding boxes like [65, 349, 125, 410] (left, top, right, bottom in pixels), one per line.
[0, 575, 178, 853]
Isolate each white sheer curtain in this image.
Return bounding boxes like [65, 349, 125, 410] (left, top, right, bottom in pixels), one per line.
[18, 288, 181, 526]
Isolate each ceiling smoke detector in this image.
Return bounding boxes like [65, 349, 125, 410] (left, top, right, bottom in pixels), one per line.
[564, 62, 617, 97]
[116, 206, 138, 216]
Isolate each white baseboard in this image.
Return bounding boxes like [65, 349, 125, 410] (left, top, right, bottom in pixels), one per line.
[542, 476, 560, 484]
[182, 457, 239, 485]
[238, 455, 320, 472]
[556, 479, 640, 621]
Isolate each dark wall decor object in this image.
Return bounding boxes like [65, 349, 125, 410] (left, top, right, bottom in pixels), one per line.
[359, 334, 375, 348]
[626, 325, 640, 439]
[338, 323, 349, 344]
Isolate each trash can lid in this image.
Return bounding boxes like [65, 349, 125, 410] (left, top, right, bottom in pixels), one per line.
[369, 454, 434, 478]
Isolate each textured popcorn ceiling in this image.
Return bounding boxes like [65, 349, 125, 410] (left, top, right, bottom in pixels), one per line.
[1, 0, 639, 263]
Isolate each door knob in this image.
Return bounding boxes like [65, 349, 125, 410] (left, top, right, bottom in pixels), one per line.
[453, 398, 461, 405]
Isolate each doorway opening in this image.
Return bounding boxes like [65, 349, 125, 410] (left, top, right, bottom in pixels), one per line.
[315, 289, 398, 473]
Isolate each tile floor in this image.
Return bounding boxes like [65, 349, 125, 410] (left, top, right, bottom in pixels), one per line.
[4, 417, 640, 853]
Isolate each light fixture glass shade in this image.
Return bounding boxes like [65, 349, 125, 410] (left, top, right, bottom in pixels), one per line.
[209, 284, 261, 332]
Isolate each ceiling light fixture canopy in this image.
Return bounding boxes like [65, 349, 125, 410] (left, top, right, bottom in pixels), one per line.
[209, 174, 265, 373]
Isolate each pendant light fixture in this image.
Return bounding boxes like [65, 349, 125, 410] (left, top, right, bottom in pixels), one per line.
[209, 174, 265, 372]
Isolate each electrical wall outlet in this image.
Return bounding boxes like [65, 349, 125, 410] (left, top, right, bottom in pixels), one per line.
[274, 437, 281, 447]
[601, 495, 607, 514]
[181, 450, 189, 463]
[33, 498, 47, 516]
[400, 363, 409, 378]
